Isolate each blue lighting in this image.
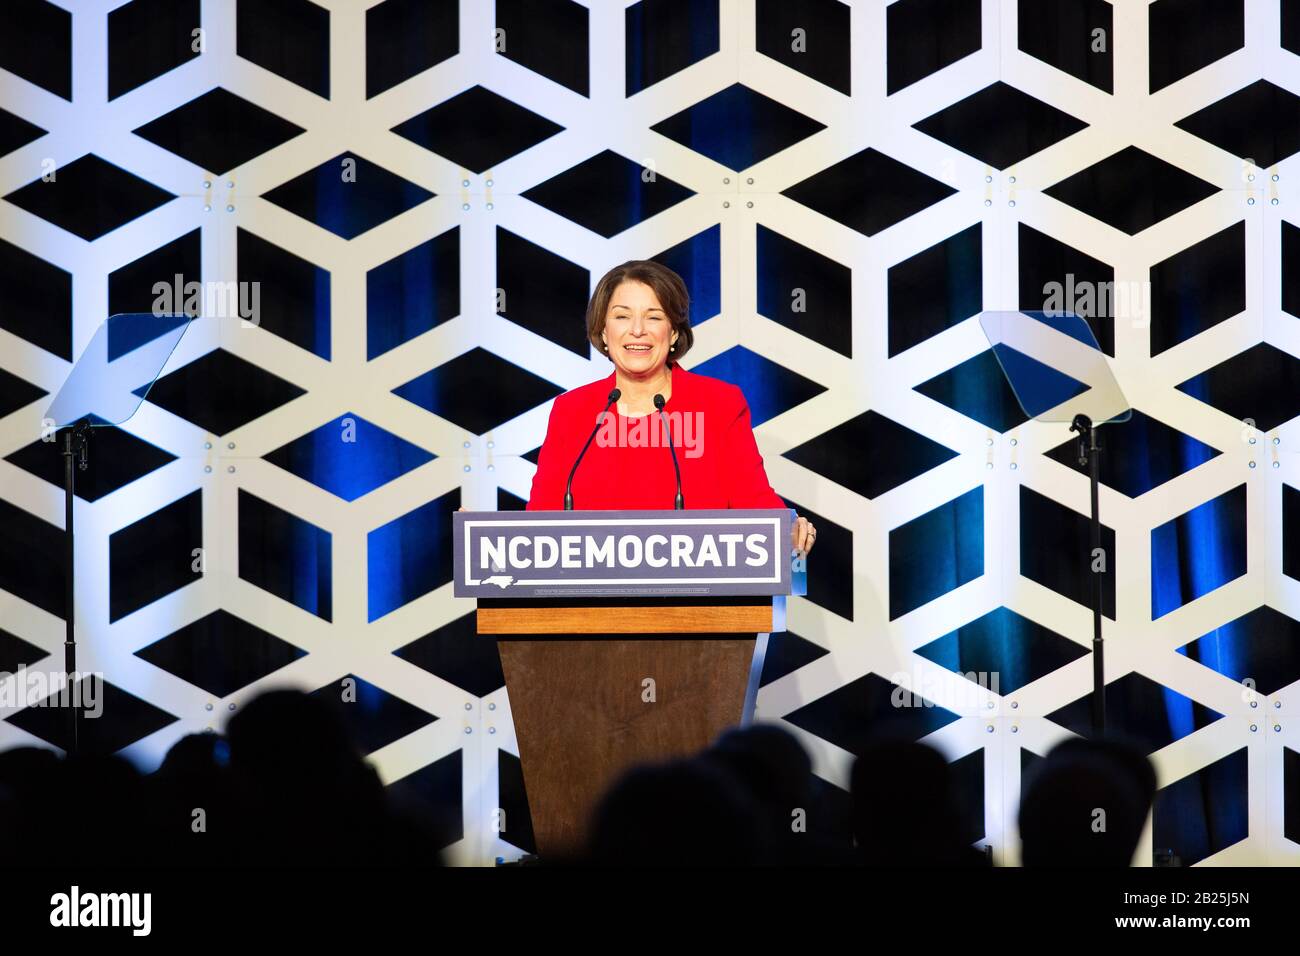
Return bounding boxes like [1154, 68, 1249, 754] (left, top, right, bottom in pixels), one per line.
[1151, 485, 1247, 741]
[264, 412, 434, 501]
[367, 231, 458, 359]
[889, 486, 984, 620]
[1150, 485, 1247, 620]
[691, 346, 825, 426]
[657, 224, 720, 326]
[367, 493, 455, 622]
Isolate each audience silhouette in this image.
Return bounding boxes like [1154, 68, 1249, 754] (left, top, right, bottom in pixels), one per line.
[0, 689, 1156, 867]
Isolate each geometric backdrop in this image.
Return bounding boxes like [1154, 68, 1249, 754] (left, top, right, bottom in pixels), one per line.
[2, 0, 1299, 865]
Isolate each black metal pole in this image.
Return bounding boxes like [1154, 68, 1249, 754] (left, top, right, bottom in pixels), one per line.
[1071, 414, 1106, 738]
[1088, 423, 1105, 738]
[61, 428, 79, 756]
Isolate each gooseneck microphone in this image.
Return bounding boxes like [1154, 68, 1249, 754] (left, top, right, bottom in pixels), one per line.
[654, 393, 684, 510]
[564, 388, 620, 509]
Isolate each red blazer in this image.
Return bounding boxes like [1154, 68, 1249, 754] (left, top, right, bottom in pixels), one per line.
[527, 364, 787, 511]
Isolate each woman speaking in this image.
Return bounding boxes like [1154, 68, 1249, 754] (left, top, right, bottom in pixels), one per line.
[527, 260, 817, 557]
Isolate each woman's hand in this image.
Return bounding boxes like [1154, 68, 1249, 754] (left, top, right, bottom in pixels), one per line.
[792, 514, 817, 557]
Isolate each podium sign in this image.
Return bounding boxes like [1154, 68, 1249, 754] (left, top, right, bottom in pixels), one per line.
[452, 508, 792, 599]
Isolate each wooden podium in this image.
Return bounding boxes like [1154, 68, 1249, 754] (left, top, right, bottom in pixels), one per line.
[480, 595, 782, 858]
[454, 508, 793, 859]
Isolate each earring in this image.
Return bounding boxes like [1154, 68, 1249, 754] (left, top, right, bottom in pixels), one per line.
[670, 344, 676, 352]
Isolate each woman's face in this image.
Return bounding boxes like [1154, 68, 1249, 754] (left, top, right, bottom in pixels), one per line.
[600, 280, 678, 378]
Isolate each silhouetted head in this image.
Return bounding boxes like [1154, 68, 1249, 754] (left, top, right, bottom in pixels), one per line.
[707, 723, 812, 810]
[226, 689, 364, 790]
[157, 731, 229, 779]
[222, 689, 402, 864]
[0, 746, 61, 794]
[59, 752, 147, 861]
[1019, 738, 1153, 867]
[1050, 736, 1156, 811]
[705, 724, 858, 864]
[850, 740, 974, 865]
[588, 757, 769, 866]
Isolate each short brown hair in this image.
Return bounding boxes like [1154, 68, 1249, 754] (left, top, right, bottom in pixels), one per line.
[586, 260, 695, 365]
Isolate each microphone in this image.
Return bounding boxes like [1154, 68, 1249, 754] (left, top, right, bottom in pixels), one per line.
[654, 393, 684, 510]
[564, 388, 620, 510]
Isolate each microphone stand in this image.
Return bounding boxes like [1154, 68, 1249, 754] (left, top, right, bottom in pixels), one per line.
[654, 394, 684, 510]
[564, 389, 620, 510]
